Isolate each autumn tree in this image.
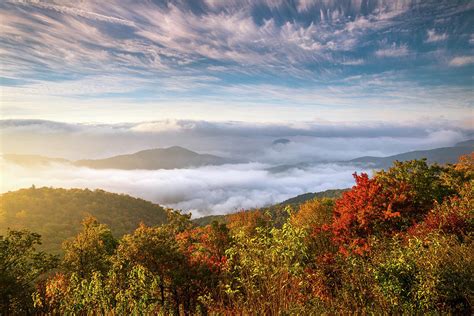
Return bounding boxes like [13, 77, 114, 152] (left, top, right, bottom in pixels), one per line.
[409, 181, 473, 239]
[175, 222, 231, 312]
[376, 159, 453, 213]
[226, 209, 271, 235]
[116, 223, 184, 313]
[291, 198, 334, 231]
[0, 230, 58, 314]
[62, 216, 117, 278]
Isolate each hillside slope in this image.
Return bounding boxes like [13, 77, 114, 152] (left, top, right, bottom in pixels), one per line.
[0, 187, 169, 253]
[193, 188, 346, 226]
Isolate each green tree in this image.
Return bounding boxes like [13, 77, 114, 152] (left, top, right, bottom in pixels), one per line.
[224, 221, 308, 314]
[116, 223, 184, 313]
[62, 216, 117, 278]
[0, 229, 58, 314]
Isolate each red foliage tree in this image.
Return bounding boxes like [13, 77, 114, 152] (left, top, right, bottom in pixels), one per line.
[176, 222, 230, 273]
[330, 172, 413, 255]
[329, 160, 455, 255]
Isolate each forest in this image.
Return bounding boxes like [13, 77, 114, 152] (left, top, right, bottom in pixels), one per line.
[0, 188, 168, 253]
[1, 155, 472, 314]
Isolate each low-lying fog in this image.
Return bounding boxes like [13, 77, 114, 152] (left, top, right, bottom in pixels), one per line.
[1, 119, 472, 217]
[1, 160, 370, 217]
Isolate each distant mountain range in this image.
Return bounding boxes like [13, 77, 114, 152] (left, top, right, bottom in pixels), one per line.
[3, 140, 472, 171]
[268, 140, 473, 173]
[348, 140, 473, 169]
[3, 146, 235, 170]
[1, 154, 69, 166]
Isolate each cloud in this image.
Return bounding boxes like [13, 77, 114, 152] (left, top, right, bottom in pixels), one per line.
[0, 159, 370, 217]
[375, 43, 409, 58]
[340, 59, 364, 65]
[0, 1, 472, 125]
[1, 116, 471, 216]
[425, 29, 448, 43]
[0, 0, 437, 81]
[14, 0, 135, 27]
[449, 56, 474, 67]
[1, 119, 471, 162]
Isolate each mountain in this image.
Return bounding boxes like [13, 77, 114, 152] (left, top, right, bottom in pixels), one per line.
[3, 146, 235, 170]
[2, 154, 70, 166]
[349, 140, 473, 169]
[272, 138, 291, 145]
[75, 146, 232, 170]
[0, 187, 169, 253]
[454, 139, 474, 147]
[268, 140, 474, 173]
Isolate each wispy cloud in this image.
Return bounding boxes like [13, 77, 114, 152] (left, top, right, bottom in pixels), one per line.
[0, 0, 472, 123]
[449, 56, 474, 67]
[426, 29, 448, 43]
[14, 0, 135, 26]
[375, 43, 409, 58]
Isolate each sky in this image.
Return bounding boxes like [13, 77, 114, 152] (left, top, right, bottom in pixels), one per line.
[1, 0, 473, 123]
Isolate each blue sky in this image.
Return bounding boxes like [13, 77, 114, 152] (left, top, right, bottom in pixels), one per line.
[1, 0, 473, 123]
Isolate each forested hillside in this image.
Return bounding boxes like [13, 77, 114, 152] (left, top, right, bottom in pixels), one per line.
[0, 187, 168, 253]
[1, 155, 473, 314]
[194, 188, 346, 226]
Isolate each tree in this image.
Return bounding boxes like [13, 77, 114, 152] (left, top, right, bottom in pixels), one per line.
[116, 223, 184, 313]
[0, 230, 58, 314]
[227, 209, 271, 235]
[376, 159, 452, 213]
[409, 181, 473, 239]
[224, 222, 308, 314]
[331, 172, 409, 255]
[175, 222, 231, 312]
[290, 198, 334, 231]
[330, 160, 455, 255]
[62, 216, 117, 278]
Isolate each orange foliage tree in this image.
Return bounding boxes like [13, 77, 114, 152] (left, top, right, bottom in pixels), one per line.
[330, 160, 454, 255]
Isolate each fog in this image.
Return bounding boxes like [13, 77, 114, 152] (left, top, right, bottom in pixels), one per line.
[1, 119, 471, 163]
[1, 119, 472, 216]
[0, 159, 370, 217]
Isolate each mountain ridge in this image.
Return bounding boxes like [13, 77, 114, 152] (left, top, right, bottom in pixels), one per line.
[268, 140, 473, 173]
[3, 141, 472, 171]
[3, 146, 235, 170]
[349, 142, 473, 169]
[74, 146, 233, 170]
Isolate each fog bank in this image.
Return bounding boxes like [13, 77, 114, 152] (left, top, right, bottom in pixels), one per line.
[1, 160, 370, 217]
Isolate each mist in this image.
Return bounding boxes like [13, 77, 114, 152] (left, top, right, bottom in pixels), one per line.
[0, 159, 371, 217]
[1, 119, 471, 217]
[1, 119, 471, 163]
